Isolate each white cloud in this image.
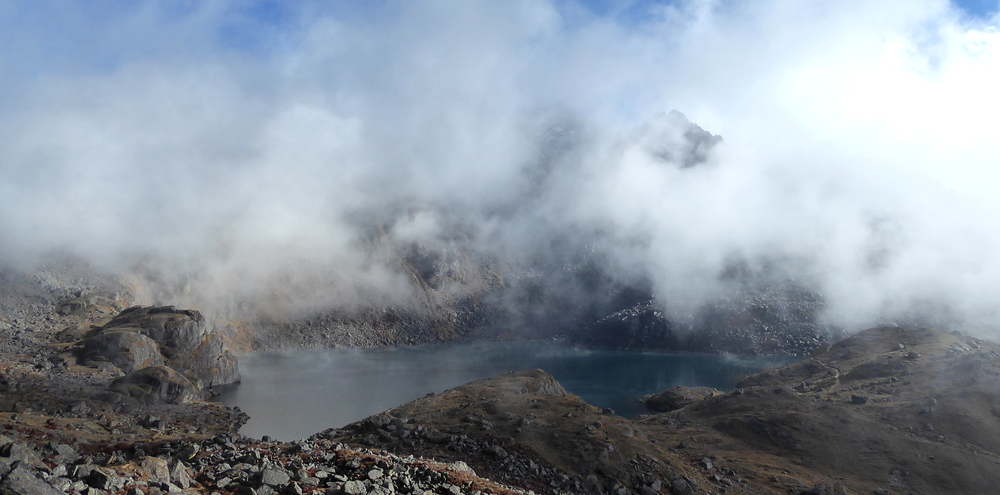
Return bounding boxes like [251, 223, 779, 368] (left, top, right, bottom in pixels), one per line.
[1, 0, 999, 333]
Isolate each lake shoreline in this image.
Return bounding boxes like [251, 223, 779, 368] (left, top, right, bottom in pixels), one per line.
[213, 342, 796, 441]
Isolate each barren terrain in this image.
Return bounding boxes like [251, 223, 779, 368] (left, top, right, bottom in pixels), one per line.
[4, 265, 1000, 494]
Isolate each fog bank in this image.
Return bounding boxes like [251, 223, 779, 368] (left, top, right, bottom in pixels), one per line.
[2, 0, 999, 336]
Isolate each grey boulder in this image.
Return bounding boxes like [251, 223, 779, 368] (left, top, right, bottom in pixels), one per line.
[80, 330, 164, 373]
[110, 365, 200, 404]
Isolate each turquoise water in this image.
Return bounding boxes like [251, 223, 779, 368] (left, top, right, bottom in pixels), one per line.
[214, 342, 796, 440]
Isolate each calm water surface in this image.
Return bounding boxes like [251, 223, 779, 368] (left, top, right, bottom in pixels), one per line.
[214, 342, 795, 440]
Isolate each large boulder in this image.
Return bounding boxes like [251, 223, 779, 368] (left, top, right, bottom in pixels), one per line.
[110, 365, 200, 405]
[102, 306, 206, 358]
[1, 441, 47, 470]
[79, 330, 164, 373]
[0, 465, 62, 495]
[89, 306, 241, 387]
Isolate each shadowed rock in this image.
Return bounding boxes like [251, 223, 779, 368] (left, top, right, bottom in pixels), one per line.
[1, 441, 47, 470]
[0, 465, 62, 495]
[110, 365, 200, 404]
[53, 322, 103, 343]
[80, 330, 164, 373]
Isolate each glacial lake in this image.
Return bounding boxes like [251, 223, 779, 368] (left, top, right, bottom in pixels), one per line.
[214, 342, 796, 441]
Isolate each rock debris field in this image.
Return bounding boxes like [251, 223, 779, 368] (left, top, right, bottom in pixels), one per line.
[1, 432, 536, 495]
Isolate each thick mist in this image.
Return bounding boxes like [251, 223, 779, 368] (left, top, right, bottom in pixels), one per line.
[2, 0, 999, 336]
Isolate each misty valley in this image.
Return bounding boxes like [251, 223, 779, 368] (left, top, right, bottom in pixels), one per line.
[2, 97, 996, 494]
[3, 1, 1000, 493]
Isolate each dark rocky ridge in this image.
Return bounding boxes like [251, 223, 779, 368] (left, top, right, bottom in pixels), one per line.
[249, 236, 837, 357]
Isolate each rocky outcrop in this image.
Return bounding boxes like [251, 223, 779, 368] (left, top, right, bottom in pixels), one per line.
[79, 330, 164, 373]
[79, 305, 241, 388]
[102, 305, 208, 359]
[174, 321, 242, 387]
[635, 109, 723, 168]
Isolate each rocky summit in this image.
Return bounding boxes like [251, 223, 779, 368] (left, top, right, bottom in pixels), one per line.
[4, 266, 1000, 494]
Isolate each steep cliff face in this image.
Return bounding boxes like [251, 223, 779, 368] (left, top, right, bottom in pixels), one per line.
[243, 240, 835, 355]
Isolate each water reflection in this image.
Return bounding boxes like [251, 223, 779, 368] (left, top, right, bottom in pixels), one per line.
[213, 342, 795, 440]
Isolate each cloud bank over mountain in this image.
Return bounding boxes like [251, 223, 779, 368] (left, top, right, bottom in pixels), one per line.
[1, 0, 999, 334]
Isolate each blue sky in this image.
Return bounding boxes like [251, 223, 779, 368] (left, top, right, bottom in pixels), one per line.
[222, 0, 1000, 52]
[3, 0, 998, 79]
[953, 0, 1000, 16]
